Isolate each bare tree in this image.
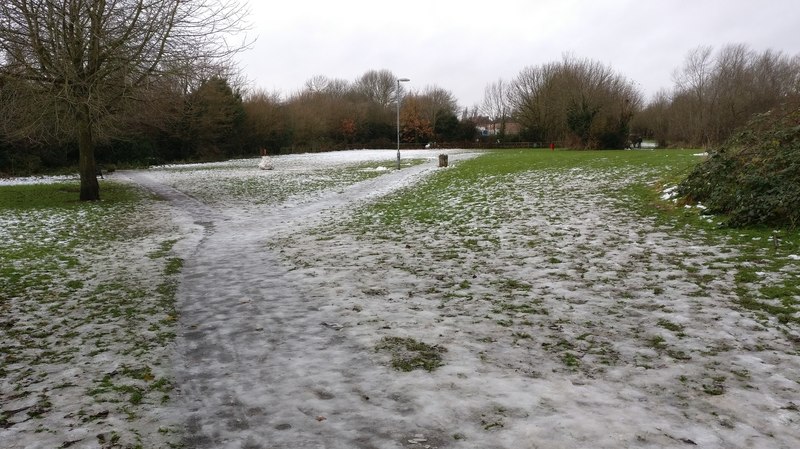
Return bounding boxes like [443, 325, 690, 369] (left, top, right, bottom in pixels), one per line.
[509, 56, 641, 147]
[0, 0, 249, 200]
[302, 75, 330, 94]
[354, 69, 397, 108]
[643, 44, 800, 147]
[415, 85, 458, 139]
[481, 79, 510, 138]
[242, 89, 288, 154]
[631, 88, 671, 146]
[708, 44, 753, 142]
[672, 46, 714, 145]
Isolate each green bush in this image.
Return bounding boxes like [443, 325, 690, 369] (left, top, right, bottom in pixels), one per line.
[678, 102, 800, 229]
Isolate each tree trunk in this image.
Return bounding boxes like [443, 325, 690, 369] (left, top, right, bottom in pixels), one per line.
[77, 106, 100, 201]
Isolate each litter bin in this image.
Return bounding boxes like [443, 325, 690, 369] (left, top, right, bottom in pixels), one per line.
[438, 154, 448, 167]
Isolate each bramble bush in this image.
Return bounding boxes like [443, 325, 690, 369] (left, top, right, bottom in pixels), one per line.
[678, 101, 800, 229]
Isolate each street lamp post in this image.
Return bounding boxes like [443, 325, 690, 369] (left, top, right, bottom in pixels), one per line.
[396, 77, 410, 170]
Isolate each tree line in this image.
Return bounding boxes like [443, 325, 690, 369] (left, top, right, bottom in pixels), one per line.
[0, 65, 476, 177]
[247, 70, 476, 154]
[1, 2, 798, 200]
[633, 44, 800, 147]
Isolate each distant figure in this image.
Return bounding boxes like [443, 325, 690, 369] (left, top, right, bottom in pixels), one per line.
[258, 148, 274, 170]
[259, 155, 274, 170]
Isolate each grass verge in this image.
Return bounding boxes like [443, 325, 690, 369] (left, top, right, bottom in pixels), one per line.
[620, 158, 800, 325]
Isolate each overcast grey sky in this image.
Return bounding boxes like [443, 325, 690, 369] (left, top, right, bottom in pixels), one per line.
[236, 0, 799, 108]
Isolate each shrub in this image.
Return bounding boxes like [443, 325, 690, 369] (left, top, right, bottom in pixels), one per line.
[678, 101, 800, 229]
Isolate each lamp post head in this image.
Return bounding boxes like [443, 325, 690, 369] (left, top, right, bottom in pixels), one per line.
[398, 78, 410, 83]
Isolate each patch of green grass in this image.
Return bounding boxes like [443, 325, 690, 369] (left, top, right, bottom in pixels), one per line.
[148, 239, 179, 260]
[493, 301, 547, 316]
[0, 181, 140, 210]
[494, 278, 532, 292]
[666, 349, 692, 361]
[375, 336, 447, 372]
[164, 258, 183, 276]
[702, 380, 726, 395]
[738, 295, 798, 324]
[657, 319, 684, 333]
[735, 269, 759, 284]
[561, 352, 580, 369]
[647, 335, 667, 349]
[66, 280, 84, 290]
[348, 149, 709, 249]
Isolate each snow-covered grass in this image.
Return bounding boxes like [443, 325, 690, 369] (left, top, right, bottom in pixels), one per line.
[1, 182, 187, 448]
[145, 151, 427, 212]
[0, 150, 448, 448]
[2, 148, 798, 448]
[274, 149, 800, 447]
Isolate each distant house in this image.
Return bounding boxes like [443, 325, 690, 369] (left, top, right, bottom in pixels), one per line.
[475, 116, 521, 137]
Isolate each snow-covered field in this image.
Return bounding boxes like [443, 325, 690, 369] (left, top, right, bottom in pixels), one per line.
[2, 149, 799, 448]
[1, 186, 187, 448]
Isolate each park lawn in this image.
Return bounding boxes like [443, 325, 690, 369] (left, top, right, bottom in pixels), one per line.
[273, 147, 800, 447]
[0, 180, 185, 448]
[355, 148, 800, 325]
[0, 152, 419, 448]
[2, 148, 798, 448]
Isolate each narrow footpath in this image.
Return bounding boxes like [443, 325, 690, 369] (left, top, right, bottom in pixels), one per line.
[126, 157, 460, 449]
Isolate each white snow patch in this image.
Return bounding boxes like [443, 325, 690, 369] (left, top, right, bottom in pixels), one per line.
[0, 174, 78, 185]
[661, 185, 679, 201]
